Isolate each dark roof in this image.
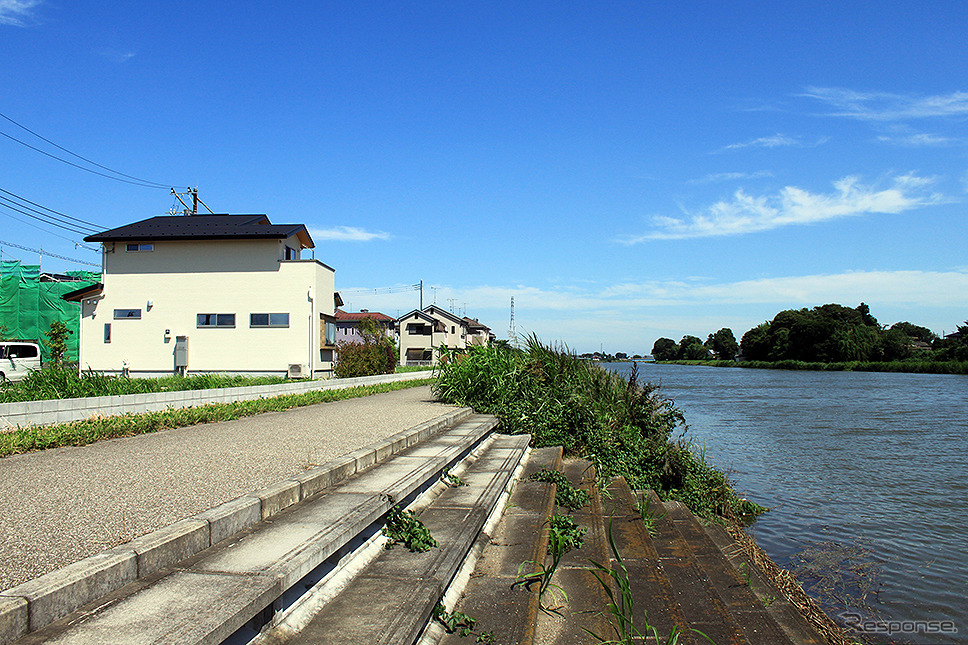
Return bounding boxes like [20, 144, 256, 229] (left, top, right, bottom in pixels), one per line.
[85, 214, 314, 248]
[62, 283, 104, 302]
[334, 309, 396, 323]
[461, 317, 490, 331]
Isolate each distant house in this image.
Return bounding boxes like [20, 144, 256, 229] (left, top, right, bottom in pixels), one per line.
[334, 309, 397, 344]
[64, 214, 340, 378]
[397, 305, 471, 365]
[461, 317, 495, 347]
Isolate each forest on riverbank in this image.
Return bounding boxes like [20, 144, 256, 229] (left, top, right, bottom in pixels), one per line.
[652, 303, 968, 372]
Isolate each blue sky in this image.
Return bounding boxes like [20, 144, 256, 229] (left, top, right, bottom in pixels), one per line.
[2, 1, 967, 353]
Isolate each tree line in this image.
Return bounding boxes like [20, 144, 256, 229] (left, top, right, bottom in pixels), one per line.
[652, 303, 968, 364]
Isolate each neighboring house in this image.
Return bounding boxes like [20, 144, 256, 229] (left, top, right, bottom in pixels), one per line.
[334, 309, 397, 344]
[397, 305, 469, 365]
[64, 214, 340, 378]
[462, 317, 495, 347]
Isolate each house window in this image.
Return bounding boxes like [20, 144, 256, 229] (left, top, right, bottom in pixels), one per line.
[126, 243, 153, 252]
[284, 246, 299, 260]
[197, 313, 235, 328]
[407, 323, 428, 335]
[325, 321, 336, 345]
[114, 309, 142, 319]
[250, 313, 290, 328]
[104, 323, 111, 343]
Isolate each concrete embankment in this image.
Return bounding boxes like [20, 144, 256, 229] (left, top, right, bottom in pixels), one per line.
[0, 384, 457, 591]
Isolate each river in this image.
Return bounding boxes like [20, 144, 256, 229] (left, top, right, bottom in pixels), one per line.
[604, 362, 967, 645]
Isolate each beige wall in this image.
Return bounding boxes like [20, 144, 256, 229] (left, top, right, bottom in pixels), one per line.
[79, 238, 335, 376]
[397, 309, 468, 365]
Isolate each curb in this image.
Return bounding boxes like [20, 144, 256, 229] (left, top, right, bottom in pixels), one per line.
[0, 407, 472, 644]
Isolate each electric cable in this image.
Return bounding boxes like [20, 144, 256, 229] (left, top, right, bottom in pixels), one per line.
[0, 202, 100, 250]
[0, 187, 102, 230]
[0, 239, 100, 268]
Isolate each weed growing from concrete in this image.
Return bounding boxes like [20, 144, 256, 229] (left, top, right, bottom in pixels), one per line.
[441, 468, 467, 487]
[528, 469, 589, 511]
[382, 505, 438, 552]
[515, 513, 586, 614]
[432, 603, 498, 642]
[635, 493, 666, 538]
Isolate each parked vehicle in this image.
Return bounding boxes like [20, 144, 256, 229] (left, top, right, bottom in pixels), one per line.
[0, 341, 42, 382]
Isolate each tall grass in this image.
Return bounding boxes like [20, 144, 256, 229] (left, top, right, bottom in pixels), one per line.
[0, 368, 292, 403]
[433, 336, 763, 522]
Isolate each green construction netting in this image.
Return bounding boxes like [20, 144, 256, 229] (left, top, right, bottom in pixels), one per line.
[0, 260, 100, 363]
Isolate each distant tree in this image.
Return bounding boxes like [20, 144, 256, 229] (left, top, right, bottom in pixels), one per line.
[740, 322, 771, 360]
[677, 335, 707, 360]
[890, 322, 937, 344]
[615, 352, 628, 360]
[44, 321, 72, 369]
[651, 338, 677, 362]
[708, 328, 738, 359]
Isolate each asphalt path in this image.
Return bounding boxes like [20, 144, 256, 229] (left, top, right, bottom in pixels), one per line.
[0, 385, 462, 590]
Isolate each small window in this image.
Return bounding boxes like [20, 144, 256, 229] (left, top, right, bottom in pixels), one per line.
[104, 323, 111, 343]
[197, 313, 235, 328]
[114, 309, 142, 319]
[325, 321, 336, 345]
[284, 246, 299, 260]
[126, 243, 153, 252]
[250, 313, 289, 328]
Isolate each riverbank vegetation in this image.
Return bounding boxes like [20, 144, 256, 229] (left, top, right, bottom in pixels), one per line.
[432, 335, 763, 523]
[652, 303, 968, 374]
[0, 378, 433, 457]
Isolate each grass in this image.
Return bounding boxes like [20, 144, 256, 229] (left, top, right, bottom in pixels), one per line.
[381, 504, 438, 552]
[528, 468, 589, 512]
[515, 513, 586, 614]
[0, 378, 434, 457]
[433, 336, 764, 524]
[0, 367, 296, 403]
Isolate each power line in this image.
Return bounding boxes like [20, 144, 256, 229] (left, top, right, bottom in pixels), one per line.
[0, 239, 101, 268]
[0, 194, 99, 236]
[0, 187, 102, 230]
[0, 111, 173, 189]
[0, 203, 99, 250]
[340, 283, 422, 295]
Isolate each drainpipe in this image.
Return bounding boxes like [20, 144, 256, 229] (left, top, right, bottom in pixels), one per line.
[307, 286, 314, 378]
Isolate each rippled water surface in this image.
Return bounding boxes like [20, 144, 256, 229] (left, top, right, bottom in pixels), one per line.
[605, 363, 967, 645]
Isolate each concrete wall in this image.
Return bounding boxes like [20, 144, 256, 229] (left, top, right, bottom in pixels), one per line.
[78, 237, 336, 377]
[0, 370, 431, 429]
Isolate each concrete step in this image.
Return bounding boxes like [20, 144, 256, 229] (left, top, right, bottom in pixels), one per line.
[5, 411, 498, 645]
[279, 433, 532, 644]
[701, 522, 827, 645]
[425, 445, 562, 645]
[662, 500, 794, 645]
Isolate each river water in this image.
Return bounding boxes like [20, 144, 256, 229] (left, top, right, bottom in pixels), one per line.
[604, 362, 967, 645]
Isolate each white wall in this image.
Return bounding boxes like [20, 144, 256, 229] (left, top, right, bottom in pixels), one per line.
[78, 238, 335, 376]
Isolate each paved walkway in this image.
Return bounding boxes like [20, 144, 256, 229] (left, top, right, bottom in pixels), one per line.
[0, 385, 461, 591]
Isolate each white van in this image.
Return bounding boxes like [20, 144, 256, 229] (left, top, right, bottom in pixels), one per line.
[0, 342, 42, 382]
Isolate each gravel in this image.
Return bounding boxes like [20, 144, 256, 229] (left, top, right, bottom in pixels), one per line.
[0, 385, 462, 590]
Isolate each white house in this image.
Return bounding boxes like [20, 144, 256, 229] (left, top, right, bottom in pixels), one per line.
[64, 214, 340, 378]
[462, 317, 495, 347]
[397, 305, 473, 365]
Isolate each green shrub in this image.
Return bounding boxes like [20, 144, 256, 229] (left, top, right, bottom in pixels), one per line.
[334, 316, 397, 378]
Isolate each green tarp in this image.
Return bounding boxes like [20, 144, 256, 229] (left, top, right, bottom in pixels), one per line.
[0, 260, 100, 363]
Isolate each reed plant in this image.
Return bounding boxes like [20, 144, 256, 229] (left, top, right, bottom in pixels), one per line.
[433, 336, 762, 523]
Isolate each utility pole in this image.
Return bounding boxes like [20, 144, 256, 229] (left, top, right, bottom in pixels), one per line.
[170, 187, 214, 215]
[508, 296, 516, 345]
[419, 280, 423, 310]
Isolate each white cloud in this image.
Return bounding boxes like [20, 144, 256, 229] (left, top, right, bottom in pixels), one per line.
[98, 48, 136, 63]
[876, 133, 953, 146]
[0, 0, 41, 26]
[802, 86, 968, 121]
[618, 173, 942, 242]
[310, 226, 391, 242]
[723, 133, 798, 150]
[690, 171, 774, 184]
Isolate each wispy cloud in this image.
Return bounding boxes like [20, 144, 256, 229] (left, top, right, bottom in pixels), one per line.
[876, 133, 954, 147]
[98, 48, 137, 63]
[311, 226, 391, 242]
[689, 170, 774, 184]
[618, 173, 942, 242]
[723, 133, 798, 150]
[803, 86, 968, 121]
[0, 0, 41, 26]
